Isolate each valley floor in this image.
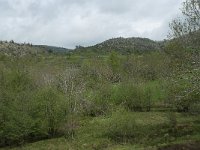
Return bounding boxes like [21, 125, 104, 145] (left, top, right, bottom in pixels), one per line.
[1, 112, 200, 150]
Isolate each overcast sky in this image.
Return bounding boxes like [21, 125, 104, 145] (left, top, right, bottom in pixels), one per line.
[0, 0, 184, 48]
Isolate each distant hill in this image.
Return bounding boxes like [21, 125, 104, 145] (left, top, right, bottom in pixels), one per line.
[0, 41, 71, 57]
[0, 41, 47, 57]
[36, 45, 71, 53]
[0, 37, 165, 57]
[74, 37, 164, 54]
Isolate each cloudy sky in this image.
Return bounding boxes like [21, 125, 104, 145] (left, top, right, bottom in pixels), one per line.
[0, 0, 184, 48]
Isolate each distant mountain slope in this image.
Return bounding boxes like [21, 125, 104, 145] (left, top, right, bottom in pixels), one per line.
[75, 37, 164, 54]
[0, 37, 165, 57]
[36, 45, 71, 53]
[0, 41, 71, 57]
[0, 41, 47, 57]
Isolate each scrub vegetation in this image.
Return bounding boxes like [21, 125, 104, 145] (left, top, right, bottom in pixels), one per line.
[0, 0, 200, 149]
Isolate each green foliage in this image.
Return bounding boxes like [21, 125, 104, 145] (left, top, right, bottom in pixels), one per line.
[0, 67, 67, 146]
[164, 40, 185, 59]
[0, 53, 8, 61]
[167, 77, 200, 112]
[107, 51, 120, 73]
[104, 109, 170, 144]
[0, 28, 199, 149]
[122, 52, 170, 81]
[33, 87, 67, 137]
[111, 82, 153, 111]
[82, 84, 113, 117]
[105, 108, 138, 142]
[164, 37, 200, 113]
[74, 37, 162, 55]
[0, 68, 37, 146]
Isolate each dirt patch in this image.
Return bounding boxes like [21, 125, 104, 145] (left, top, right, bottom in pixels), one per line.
[159, 142, 200, 150]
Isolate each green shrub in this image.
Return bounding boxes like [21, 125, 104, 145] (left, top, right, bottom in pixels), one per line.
[0, 69, 37, 146]
[0, 68, 67, 146]
[166, 77, 200, 112]
[111, 82, 153, 111]
[0, 53, 8, 61]
[82, 84, 113, 116]
[33, 87, 67, 137]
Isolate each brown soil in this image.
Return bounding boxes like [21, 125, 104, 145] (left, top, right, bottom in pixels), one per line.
[159, 142, 200, 150]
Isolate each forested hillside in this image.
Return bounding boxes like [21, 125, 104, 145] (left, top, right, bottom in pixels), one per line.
[74, 37, 164, 54]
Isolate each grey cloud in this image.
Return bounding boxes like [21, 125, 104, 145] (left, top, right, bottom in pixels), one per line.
[0, 0, 184, 48]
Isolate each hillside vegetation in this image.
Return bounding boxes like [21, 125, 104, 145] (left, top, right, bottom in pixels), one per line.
[74, 37, 164, 54]
[0, 41, 47, 57]
[0, 38, 199, 149]
[0, 0, 200, 149]
[0, 41, 70, 57]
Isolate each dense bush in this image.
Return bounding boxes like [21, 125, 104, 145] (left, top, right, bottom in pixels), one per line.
[33, 87, 67, 137]
[111, 82, 153, 111]
[166, 75, 200, 112]
[0, 69, 37, 146]
[82, 83, 113, 116]
[0, 68, 67, 146]
[122, 52, 170, 81]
